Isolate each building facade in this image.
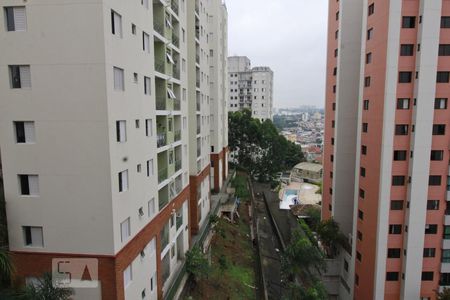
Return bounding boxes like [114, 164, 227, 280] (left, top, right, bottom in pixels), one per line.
[323, 0, 450, 299]
[228, 56, 274, 121]
[0, 0, 227, 299]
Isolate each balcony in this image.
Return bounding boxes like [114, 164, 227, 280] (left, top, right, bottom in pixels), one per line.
[174, 129, 181, 142]
[173, 99, 181, 111]
[175, 159, 182, 172]
[196, 99, 200, 111]
[197, 146, 201, 158]
[155, 59, 165, 74]
[196, 54, 200, 64]
[171, 0, 179, 15]
[173, 64, 180, 80]
[158, 166, 168, 183]
[196, 79, 200, 88]
[156, 96, 167, 110]
[157, 132, 167, 148]
[172, 32, 180, 48]
[154, 19, 165, 37]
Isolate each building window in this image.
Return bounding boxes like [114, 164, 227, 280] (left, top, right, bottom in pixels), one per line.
[427, 200, 440, 210]
[143, 32, 150, 52]
[422, 272, 434, 281]
[360, 167, 365, 177]
[120, 217, 131, 242]
[397, 98, 410, 109]
[334, 48, 338, 57]
[9, 65, 31, 89]
[144, 76, 151, 95]
[442, 250, 450, 262]
[445, 226, 450, 239]
[362, 123, 368, 133]
[393, 150, 407, 161]
[4, 7, 27, 32]
[145, 119, 153, 137]
[387, 248, 401, 258]
[425, 224, 438, 234]
[116, 120, 127, 142]
[398, 72, 412, 83]
[367, 28, 373, 40]
[359, 188, 365, 199]
[400, 44, 414, 56]
[355, 274, 359, 286]
[146, 159, 153, 177]
[111, 10, 123, 37]
[423, 248, 436, 258]
[437, 72, 450, 83]
[435, 98, 448, 109]
[395, 124, 409, 135]
[357, 210, 364, 220]
[356, 251, 362, 262]
[18, 175, 39, 196]
[361, 145, 367, 155]
[366, 52, 372, 64]
[336, 11, 339, 21]
[386, 272, 399, 281]
[442, 17, 450, 28]
[123, 264, 132, 288]
[389, 224, 402, 234]
[23, 226, 43, 247]
[368, 3, 375, 16]
[363, 100, 369, 110]
[148, 198, 155, 217]
[428, 175, 442, 186]
[430, 150, 444, 161]
[364, 76, 371, 87]
[432, 124, 446, 135]
[119, 170, 128, 192]
[14, 121, 35, 143]
[402, 16, 416, 28]
[142, 0, 149, 9]
[439, 45, 450, 56]
[441, 273, 450, 285]
[390, 200, 404, 210]
[131, 24, 136, 34]
[113, 67, 125, 90]
[357, 231, 363, 241]
[392, 176, 405, 186]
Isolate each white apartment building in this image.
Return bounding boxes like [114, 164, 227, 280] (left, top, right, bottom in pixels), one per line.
[228, 56, 274, 121]
[0, 0, 227, 299]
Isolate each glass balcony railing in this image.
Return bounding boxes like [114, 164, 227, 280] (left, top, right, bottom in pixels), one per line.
[173, 65, 180, 80]
[173, 99, 181, 111]
[154, 20, 165, 36]
[156, 97, 167, 110]
[157, 132, 167, 148]
[174, 129, 181, 141]
[172, 33, 180, 48]
[196, 80, 200, 88]
[175, 159, 182, 171]
[171, 0, 179, 15]
[158, 167, 168, 183]
[196, 125, 200, 134]
[197, 147, 201, 157]
[155, 59, 165, 74]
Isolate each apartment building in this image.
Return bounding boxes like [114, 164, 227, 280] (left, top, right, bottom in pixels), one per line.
[0, 0, 227, 299]
[228, 56, 274, 121]
[323, 0, 450, 299]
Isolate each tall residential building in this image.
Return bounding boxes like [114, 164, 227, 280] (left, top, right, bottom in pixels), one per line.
[0, 0, 227, 299]
[323, 0, 450, 299]
[228, 56, 274, 121]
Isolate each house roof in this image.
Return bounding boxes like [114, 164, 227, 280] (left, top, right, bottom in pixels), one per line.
[293, 162, 323, 172]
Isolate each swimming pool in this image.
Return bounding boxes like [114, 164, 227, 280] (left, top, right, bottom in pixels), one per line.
[284, 189, 298, 198]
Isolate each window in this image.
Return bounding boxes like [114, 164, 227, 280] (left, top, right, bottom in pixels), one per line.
[386, 272, 399, 281]
[143, 32, 150, 52]
[9, 65, 31, 89]
[363, 100, 369, 110]
[344, 260, 349, 272]
[397, 98, 410, 109]
[336, 11, 339, 20]
[14, 121, 35, 143]
[359, 188, 365, 199]
[437, 72, 450, 83]
[389, 224, 402, 234]
[402, 16, 416, 28]
[142, 0, 149, 9]
[442, 249, 450, 262]
[360, 167, 366, 177]
[387, 248, 401, 258]
[116, 121, 126, 142]
[439, 45, 450, 56]
[433, 124, 446, 135]
[111, 10, 122, 37]
[355, 274, 359, 286]
[435, 98, 448, 109]
[399, 72, 412, 83]
[430, 150, 444, 161]
[400, 44, 414, 56]
[364, 76, 371, 87]
[368, 3, 374, 16]
[445, 226, 450, 239]
[131, 24, 136, 34]
[358, 210, 364, 220]
[119, 170, 128, 192]
[335, 30, 339, 39]
[395, 125, 408, 135]
[356, 251, 362, 262]
[19, 175, 39, 196]
[362, 123, 368, 133]
[144, 76, 151, 95]
[123, 264, 132, 288]
[423, 248, 436, 258]
[441, 273, 450, 285]
[392, 176, 405, 186]
[148, 198, 155, 217]
[4, 7, 27, 31]
[393, 150, 407, 161]
[146, 159, 153, 177]
[334, 49, 338, 57]
[361, 145, 367, 155]
[429, 175, 442, 186]
[367, 28, 373, 40]
[23, 226, 43, 247]
[145, 119, 153, 137]
[425, 224, 438, 234]
[390, 200, 404, 210]
[113, 67, 124, 91]
[442, 17, 450, 28]
[366, 52, 372, 64]
[120, 217, 131, 242]
[357, 231, 363, 241]
[427, 200, 439, 210]
[422, 272, 434, 281]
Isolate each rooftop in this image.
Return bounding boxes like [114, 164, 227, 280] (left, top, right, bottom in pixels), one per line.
[293, 162, 323, 172]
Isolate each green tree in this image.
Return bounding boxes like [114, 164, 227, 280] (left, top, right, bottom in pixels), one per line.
[437, 287, 450, 300]
[185, 246, 210, 283]
[304, 206, 321, 231]
[316, 219, 346, 258]
[284, 281, 327, 300]
[17, 272, 73, 300]
[0, 248, 13, 287]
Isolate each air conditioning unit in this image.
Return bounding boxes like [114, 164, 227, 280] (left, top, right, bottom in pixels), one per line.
[138, 207, 144, 217]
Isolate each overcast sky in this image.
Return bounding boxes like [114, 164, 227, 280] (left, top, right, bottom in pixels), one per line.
[226, 0, 328, 109]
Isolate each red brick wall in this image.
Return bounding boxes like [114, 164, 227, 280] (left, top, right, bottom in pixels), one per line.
[189, 165, 210, 235]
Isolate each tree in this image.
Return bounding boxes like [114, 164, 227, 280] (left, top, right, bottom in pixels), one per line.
[316, 219, 347, 258]
[17, 272, 73, 300]
[304, 206, 321, 232]
[437, 287, 450, 300]
[0, 248, 14, 286]
[284, 281, 327, 300]
[185, 246, 210, 283]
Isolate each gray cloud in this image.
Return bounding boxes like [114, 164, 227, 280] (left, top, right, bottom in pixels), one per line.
[226, 0, 328, 108]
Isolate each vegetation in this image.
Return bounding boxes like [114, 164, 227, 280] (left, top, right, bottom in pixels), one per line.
[231, 174, 250, 199]
[229, 110, 304, 182]
[17, 273, 73, 300]
[273, 115, 299, 131]
[185, 246, 210, 283]
[304, 206, 321, 231]
[0, 248, 14, 286]
[316, 218, 347, 258]
[437, 287, 450, 300]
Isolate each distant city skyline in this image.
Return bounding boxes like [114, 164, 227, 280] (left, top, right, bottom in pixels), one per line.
[227, 0, 328, 108]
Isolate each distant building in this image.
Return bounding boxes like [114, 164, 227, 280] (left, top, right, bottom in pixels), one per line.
[228, 56, 274, 121]
[290, 162, 322, 184]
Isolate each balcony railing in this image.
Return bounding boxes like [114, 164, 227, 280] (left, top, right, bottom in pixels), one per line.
[155, 59, 165, 74]
[196, 124, 200, 134]
[154, 20, 165, 36]
[156, 96, 166, 110]
[173, 99, 181, 111]
[174, 130, 181, 141]
[176, 213, 183, 229]
[197, 147, 201, 157]
[172, 33, 180, 48]
[158, 167, 168, 183]
[195, 54, 200, 64]
[196, 100, 200, 111]
[173, 65, 180, 80]
[171, 0, 179, 15]
[175, 159, 182, 171]
[196, 80, 200, 88]
[157, 132, 167, 148]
